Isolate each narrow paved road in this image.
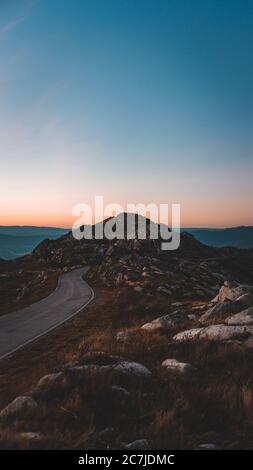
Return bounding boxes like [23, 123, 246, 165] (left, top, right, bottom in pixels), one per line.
[0, 267, 94, 361]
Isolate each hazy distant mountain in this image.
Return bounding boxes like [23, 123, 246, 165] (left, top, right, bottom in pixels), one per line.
[0, 227, 69, 260]
[1, 223, 253, 260]
[184, 226, 253, 249]
[0, 226, 69, 237]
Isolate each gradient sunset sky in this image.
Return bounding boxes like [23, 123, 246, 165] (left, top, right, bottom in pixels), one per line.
[0, 0, 252, 228]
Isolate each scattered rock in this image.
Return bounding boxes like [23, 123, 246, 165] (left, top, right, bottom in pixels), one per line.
[226, 307, 253, 325]
[35, 372, 64, 392]
[173, 325, 253, 342]
[200, 294, 253, 323]
[173, 328, 203, 342]
[0, 396, 38, 418]
[142, 311, 188, 332]
[214, 281, 253, 303]
[162, 358, 193, 374]
[112, 361, 152, 380]
[68, 359, 152, 385]
[124, 439, 149, 450]
[199, 301, 234, 323]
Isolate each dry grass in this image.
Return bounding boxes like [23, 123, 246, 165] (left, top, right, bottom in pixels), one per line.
[0, 258, 59, 316]
[1, 284, 253, 449]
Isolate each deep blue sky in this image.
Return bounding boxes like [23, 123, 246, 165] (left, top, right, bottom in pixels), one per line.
[0, 0, 252, 226]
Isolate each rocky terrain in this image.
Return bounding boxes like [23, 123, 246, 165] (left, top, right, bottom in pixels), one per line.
[24, 214, 253, 300]
[1, 215, 253, 449]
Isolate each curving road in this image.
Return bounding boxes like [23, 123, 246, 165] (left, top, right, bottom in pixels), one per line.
[0, 267, 94, 361]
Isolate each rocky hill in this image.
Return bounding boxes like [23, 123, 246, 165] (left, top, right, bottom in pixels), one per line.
[30, 214, 253, 302]
[1, 215, 253, 449]
[1, 214, 253, 316]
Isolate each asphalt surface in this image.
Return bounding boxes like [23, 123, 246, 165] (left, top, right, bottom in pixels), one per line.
[0, 267, 94, 360]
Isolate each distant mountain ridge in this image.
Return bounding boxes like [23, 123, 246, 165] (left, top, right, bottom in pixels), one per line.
[0, 227, 69, 260]
[0, 223, 253, 260]
[0, 226, 69, 237]
[184, 226, 253, 249]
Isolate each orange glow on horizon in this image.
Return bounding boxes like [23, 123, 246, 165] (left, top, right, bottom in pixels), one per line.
[1, 203, 252, 229]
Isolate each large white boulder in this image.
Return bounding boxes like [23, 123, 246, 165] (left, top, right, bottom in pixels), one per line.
[226, 307, 253, 326]
[173, 325, 253, 342]
[173, 328, 203, 342]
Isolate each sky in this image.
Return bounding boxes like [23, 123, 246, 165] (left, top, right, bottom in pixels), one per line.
[0, 0, 252, 228]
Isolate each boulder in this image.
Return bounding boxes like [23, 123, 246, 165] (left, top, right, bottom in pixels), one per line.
[142, 311, 188, 332]
[173, 325, 253, 342]
[173, 328, 203, 342]
[110, 386, 131, 400]
[226, 307, 253, 326]
[200, 294, 253, 323]
[199, 301, 234, 323]
[35, 372, 64, 391]
[162, 358, 193, 374]
[0, 396, 38, 418]
[124, 439, 149, 450]
[69, 360, 152, 384]
[214, 281, 253, 303]
[112, 361, 152, 380]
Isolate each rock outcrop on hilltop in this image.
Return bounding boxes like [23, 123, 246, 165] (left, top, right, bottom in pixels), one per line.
[27, 214, 253, 302]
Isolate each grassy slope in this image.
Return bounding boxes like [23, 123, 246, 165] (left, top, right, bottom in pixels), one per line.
[0, 282, 253, 449]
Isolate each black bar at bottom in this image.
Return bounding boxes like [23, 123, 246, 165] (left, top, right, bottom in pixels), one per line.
[0, 449, 251, 467]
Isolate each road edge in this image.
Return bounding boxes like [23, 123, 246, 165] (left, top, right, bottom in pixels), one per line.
[0, 272, 95, 362]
